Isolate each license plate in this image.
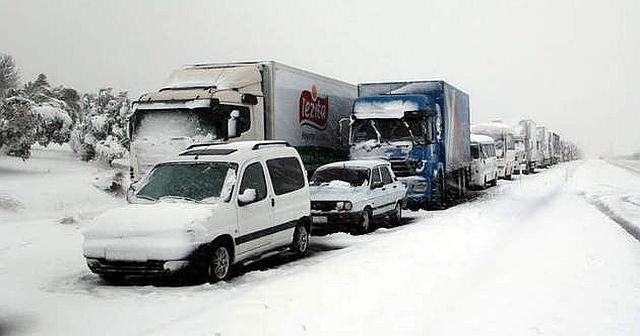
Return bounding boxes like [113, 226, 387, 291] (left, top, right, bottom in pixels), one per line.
[312, 216, 328, 224]
[106, 248, 147, 261]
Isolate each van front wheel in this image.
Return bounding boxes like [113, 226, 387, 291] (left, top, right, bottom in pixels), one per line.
[208, 244, 231, 283]
[291, 225, 310, 256]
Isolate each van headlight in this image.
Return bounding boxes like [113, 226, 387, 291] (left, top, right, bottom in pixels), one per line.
[335, 201, 353, 211]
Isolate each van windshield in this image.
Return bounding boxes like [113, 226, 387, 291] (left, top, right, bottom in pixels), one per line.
[310, 167, 371, 187]
[136, 162, 237, 202]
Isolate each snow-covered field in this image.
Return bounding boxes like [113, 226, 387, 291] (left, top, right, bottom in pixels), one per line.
[2, 148, 640, 335]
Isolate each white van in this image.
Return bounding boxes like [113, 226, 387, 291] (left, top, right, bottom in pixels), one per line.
[469, 134, 498, 189]
[83, 141, 311, 283]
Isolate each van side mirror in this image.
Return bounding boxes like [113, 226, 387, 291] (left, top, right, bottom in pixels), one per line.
[370, 181, 384, 189]
[126, 182, 138, 202]
[238, 188, 257, 205]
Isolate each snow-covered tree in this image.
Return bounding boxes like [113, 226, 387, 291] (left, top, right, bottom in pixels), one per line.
[0, 97, 38, 159]
[71, 88, 130, 164]
[0, 53, 19, 99]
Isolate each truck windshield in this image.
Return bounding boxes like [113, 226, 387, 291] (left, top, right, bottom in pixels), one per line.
[310, 167, 371, 187]
[351, 119, 413, 144]
[136, 162, 237, 203]
[129, 105, 250, 177]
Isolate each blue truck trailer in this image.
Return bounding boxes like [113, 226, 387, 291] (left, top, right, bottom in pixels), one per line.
[348, 81, 471, 210]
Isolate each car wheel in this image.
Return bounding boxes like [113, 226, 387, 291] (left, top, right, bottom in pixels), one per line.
[390, 201, 402, 226]
[208, 244, 231, 283]
[355, 208, 372, 235]
[291, 224, 310, 256]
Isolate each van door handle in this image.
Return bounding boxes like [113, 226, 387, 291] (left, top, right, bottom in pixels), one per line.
[271, 198, 275, 207]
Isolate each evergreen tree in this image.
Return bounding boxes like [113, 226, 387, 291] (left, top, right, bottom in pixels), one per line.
[0, 53, 19, 99]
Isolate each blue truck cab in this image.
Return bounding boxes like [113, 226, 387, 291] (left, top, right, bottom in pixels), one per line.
[349, 81, 471, 210]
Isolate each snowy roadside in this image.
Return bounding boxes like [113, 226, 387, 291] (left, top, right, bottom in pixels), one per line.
[575, 160, 640, 240]
[2, 151, 640, 336]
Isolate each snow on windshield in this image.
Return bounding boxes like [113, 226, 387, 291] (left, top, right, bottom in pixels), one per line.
[353, 100, 419, 119]
[136, 162, 234, 202]
[311, 167, 370, 187]
[131, 110, 219, 175]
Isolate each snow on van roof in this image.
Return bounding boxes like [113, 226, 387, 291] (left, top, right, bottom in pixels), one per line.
[470, 134, 495, 144]
[318, 160, 389, 170]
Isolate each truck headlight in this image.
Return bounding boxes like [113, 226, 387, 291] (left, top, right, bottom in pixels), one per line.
[412, 182, 428, 193]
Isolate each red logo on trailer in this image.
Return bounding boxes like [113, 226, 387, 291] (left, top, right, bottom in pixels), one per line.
[299, 85, 329, 130]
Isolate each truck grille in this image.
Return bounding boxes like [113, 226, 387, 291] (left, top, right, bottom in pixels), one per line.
[311, 201, 336, 212]
[390, 159, 416, 177]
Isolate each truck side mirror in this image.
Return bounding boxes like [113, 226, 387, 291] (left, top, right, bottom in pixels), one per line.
[338, 118, 351, 145]
[228, 110, 240, 138]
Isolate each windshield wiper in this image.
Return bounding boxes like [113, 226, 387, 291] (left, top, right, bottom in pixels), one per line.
[158, 195, 201, 203]
[135, 194, 157, 202]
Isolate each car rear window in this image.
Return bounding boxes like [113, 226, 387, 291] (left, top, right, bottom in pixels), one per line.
[266, 157, 305, 195]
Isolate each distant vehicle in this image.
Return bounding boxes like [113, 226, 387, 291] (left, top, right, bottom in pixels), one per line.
[515, 119, 539, 173]
[550, 132, 561, 165]
[513, 134, 526, 174]
[127, 61, 356, 180]
[348, 81, 471, 210]
[469, 134, 498, 189]
[536, 126, 551, 167]
[309, 160, 406, 234]
[471, 122, 516, 179]
[83, 141, 311, 283]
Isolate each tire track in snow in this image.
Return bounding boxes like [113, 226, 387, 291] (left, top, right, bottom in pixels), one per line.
[584, 196, 640, 242]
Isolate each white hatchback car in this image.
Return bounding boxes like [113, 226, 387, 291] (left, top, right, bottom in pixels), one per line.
[83, 141, 311, 283]
[309, 160, 406, 234]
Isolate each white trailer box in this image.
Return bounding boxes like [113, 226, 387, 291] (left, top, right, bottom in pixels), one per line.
[128, 61, 356, 179]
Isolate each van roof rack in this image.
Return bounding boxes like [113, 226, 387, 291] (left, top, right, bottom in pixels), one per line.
[252, 141, 291, 150]
[185, 142, 226, 150]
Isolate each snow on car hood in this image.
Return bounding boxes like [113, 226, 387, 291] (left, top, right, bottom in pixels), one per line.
[310, 185, 367, 202]
[83, 202, 214, 239]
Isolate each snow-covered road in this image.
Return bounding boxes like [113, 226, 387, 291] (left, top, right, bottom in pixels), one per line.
[2, 149, 640, 335]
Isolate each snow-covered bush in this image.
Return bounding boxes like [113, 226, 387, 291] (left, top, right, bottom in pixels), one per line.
[0, 97, 39, 159]
[94, 135, 127, 165]
[34, 104, 73, 147]
[71, 89, 130, 164]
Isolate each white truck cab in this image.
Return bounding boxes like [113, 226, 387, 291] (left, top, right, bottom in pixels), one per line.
[469, 134, 498, 189]
[83, 141, 311, 282]
[309, 160, 406, 234]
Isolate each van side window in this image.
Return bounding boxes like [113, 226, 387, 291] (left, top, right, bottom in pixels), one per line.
[266, 157, 305, 195]
[380, 166, 393, 185]
[238, 162, 267, 204]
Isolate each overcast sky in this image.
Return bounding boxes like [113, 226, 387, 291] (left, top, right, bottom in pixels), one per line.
[1, 0, 638, 156]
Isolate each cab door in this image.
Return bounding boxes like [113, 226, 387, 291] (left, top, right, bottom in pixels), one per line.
[235, 160, 274, 259]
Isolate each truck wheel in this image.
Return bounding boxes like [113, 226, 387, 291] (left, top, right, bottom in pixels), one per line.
[355, 208, 372, 235]
[208, 244, 231, 283]
[390, 201, 402, 226]
[291, 224, 310, 256]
